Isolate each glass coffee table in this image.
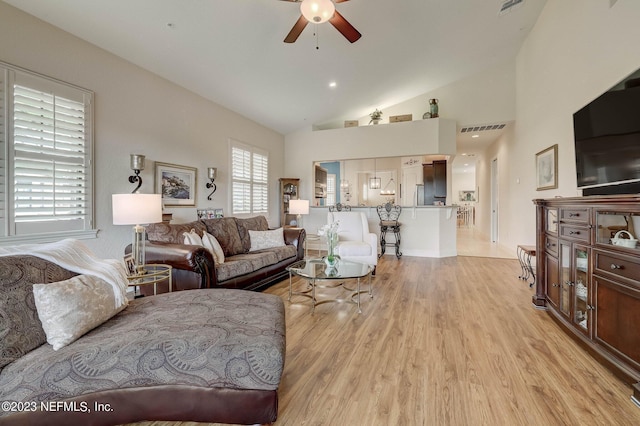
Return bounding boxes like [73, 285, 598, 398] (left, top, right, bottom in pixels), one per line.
[287, 259, 373, 313]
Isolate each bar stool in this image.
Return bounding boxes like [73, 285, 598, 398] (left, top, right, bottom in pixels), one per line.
[376, 203, 402, 259]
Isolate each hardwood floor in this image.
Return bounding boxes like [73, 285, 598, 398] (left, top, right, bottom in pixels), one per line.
[131, 254, 640, 426]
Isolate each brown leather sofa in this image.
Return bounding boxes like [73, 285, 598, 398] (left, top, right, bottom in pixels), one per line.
[138, 215, 305, 294]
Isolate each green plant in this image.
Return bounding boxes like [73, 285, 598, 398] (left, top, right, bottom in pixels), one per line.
[369, 109, 383, 120]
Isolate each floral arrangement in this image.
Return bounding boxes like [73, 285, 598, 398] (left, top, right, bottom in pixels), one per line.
[318, 221, 340, 266]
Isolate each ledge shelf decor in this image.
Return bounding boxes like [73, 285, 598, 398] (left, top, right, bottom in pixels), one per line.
[155, 162, 197, 206]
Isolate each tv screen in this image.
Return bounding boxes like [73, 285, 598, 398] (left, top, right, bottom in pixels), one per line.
[573, 77, 640, 190]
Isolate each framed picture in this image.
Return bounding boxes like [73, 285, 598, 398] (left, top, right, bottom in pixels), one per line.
[155, 162, 197, 206]
[536, 144, 558, 191]
[459, 190, 476, 202]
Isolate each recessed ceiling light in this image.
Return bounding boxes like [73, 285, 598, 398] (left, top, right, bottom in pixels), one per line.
[329, 81, 337, 88]
[472, 134, 480, 138]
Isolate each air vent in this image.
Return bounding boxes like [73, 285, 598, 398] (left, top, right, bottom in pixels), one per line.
[499, 0, 524, 15]
[460, 123, 506, 133]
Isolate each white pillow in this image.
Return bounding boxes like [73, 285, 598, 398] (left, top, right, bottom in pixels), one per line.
[33, 275, 127, 351]
[183, 228, 203, 246]
[202, 231, 225, 264]
[249, 228, 286, 252]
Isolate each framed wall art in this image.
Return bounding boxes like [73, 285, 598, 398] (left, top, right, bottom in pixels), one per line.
[459, 190, 476, 202]
[536, 144, 558, 191]
[155, 162, 197, 206]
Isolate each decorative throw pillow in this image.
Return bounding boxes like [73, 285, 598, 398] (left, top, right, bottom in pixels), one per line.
[202, 231, 225, 264]
[32, 275, 127, 351]
[249, 228, 286, 252]
[183, 228, 204, 246]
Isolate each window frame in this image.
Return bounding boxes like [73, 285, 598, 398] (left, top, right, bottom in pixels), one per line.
[0, 61, 96, 245]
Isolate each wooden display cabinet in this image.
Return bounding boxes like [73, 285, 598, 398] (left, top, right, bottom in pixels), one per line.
[279, 178, 300, 228]
[534, 195, 640, 405]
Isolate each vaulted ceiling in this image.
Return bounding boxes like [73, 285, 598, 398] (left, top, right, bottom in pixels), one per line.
[4, 0, 546, 137]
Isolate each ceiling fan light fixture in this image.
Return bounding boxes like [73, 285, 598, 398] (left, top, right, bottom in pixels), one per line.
[300, 0, 335, 24]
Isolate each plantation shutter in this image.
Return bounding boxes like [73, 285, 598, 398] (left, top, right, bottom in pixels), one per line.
[0, 69, 6, 236]
[10, 71, 92, 236]
[230, 140, 269, 215]
[326, 174, 336, 206]
[252, 151, 268, 213]
[232, 145, 251, 214]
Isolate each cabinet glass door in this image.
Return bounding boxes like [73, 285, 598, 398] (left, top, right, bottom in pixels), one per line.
[546, 208, 558, 234]
[559, 243, 571, 317]
[573, 246, 589, 332]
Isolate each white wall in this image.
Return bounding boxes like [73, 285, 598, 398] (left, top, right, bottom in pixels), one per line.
[504, 0, 640, 251]
[317, 59, 516, 129]
[0, 2, 285, 259]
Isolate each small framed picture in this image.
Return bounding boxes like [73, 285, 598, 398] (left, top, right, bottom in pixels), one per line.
[459, 190, 476, 202]
[155, 162, 197, 206]
[123, 254, 136, 275]
[536, 144, 558, 191]
[214, 208, 224, 218]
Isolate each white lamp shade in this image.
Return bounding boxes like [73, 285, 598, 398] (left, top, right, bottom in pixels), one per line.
[112, 193, 163, 225]
[300, 0, 335, 24]
[289, 199, 310, 215]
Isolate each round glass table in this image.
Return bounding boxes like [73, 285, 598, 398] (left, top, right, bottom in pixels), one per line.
[287, 259, 373, 313]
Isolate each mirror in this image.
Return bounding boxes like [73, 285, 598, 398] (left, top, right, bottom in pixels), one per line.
[314, 155, 450, 207]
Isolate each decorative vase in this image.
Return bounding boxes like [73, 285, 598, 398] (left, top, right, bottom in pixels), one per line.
[429, 98, 439, 118]
[370, 118, 380, 125]
[324, 231, 340, 267]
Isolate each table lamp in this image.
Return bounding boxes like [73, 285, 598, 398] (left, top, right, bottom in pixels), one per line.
[289, 199, 309, 228]
[112, 193, 163, 274]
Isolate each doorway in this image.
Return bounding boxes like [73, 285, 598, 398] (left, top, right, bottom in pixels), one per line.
[491, 157, 499, 242]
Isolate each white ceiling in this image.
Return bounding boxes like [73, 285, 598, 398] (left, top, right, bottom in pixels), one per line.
[4, 0, 547, 138]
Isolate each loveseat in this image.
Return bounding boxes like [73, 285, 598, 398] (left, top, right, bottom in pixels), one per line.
[140, 215, 305, 294]
[0, 250, 286, 425]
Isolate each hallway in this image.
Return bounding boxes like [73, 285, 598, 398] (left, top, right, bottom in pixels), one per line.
[456, 225, 516, 259]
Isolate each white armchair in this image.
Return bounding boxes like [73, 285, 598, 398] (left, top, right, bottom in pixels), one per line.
[327, 211, 378, 273]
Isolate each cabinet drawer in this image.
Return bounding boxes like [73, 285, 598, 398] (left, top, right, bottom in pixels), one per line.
[559, 224, 590, 244]
[560, 207, 590, 224]
[594, 249, 640, 286]
[545, 235, 558, 256]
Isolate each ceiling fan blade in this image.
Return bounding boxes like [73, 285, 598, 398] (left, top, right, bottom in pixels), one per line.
[334, 0, 350, 3]
[284, 15, 309, 43]
[329, 10, 361, 43]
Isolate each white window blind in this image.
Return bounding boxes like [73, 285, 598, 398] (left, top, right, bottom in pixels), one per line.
[0, 62, 94, 242]
[326, 173, 336, 206]
[231, 140, 268, 215]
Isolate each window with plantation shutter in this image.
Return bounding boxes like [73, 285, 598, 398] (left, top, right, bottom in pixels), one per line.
[230, 139, 268, 216]
[326, 174, 336, 206]
[0, 62, 95, 244]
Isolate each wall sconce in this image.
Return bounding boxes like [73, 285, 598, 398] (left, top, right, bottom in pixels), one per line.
[129, 154, 145, 193]
[206, 167, 217, 200]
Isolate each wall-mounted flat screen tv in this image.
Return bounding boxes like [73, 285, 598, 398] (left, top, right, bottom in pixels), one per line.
[573, 69, 640, 194]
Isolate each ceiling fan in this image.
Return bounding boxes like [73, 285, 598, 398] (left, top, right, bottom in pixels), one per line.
[281, 0, 362, 44]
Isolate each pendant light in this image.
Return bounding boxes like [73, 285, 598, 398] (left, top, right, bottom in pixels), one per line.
[369, 158, 381, 189]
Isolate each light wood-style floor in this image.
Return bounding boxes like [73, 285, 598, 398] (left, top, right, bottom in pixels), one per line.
[131, 252, 640, 426]
[456, 225, 517, 259]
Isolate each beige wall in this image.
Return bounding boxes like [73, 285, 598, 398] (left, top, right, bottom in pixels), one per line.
[503, 0, 640, 251]
[0, 2, 285, 259]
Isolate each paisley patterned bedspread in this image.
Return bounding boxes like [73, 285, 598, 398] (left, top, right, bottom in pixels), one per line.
[0, 288, 286, 407]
